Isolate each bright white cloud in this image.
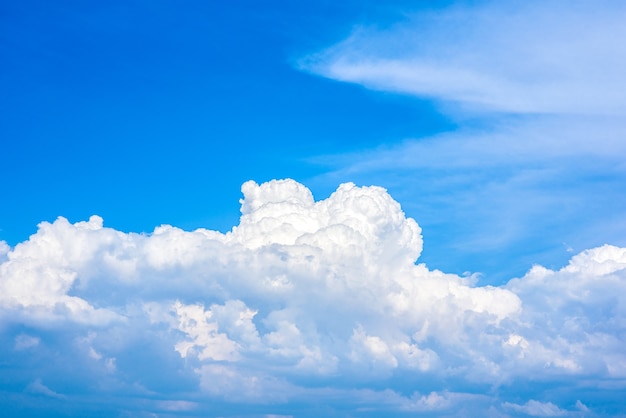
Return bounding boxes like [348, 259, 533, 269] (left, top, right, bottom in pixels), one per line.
[0, 179, 624, 415]
[171, 300, 245, 361]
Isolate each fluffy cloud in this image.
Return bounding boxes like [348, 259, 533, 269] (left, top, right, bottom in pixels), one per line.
[0, 179, 624, 416]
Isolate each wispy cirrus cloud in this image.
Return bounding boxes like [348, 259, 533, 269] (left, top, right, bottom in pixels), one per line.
[1, 179, 625, 416]
[299, 1, 626, 115]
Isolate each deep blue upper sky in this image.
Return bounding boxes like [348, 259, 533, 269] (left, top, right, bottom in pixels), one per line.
[1, 0, 449, 238]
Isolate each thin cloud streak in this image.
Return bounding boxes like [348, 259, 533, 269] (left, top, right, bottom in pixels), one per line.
[300, 1, 626, 115]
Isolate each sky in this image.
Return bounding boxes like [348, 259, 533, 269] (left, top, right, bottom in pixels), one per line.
[1, 1, 626, 417]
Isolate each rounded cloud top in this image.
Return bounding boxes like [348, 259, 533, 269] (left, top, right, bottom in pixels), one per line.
[233, 179, 423, 263]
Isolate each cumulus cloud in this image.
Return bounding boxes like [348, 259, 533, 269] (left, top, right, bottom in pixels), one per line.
[0, 179, 624, 415]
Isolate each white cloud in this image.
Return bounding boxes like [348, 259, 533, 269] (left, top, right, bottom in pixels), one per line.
[300, 1, 626, 115]
[575, 400, 589, 412]
[14, 334, 40, 350]
[0, 215, 123, 325]
[171, 300, 245, 362]
[503, 244, 626, 378]
[0, 179, 624, 415]
[0, 240, 9, 263]
[25, 379, 66, 399]
[503, 400, 567, 417]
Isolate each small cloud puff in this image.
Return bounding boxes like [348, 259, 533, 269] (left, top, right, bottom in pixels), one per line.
[14, 334, 40, 350]
[25, 379, 65, 400]
[0, 179, 624, 415]
[503, 400, 567, 417]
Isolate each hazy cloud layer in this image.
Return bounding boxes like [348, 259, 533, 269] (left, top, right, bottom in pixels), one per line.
[1, 179, 624, 416]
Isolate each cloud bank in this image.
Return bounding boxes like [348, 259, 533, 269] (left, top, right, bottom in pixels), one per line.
[1, 179, 624, 416]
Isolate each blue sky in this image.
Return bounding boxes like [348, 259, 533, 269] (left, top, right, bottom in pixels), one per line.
[1, 1, 626, 417]
[1, 0, 457, 271]
[1, 0, 448, 244]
